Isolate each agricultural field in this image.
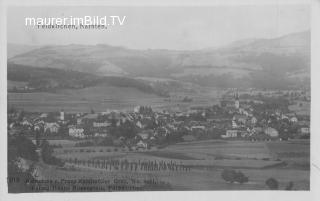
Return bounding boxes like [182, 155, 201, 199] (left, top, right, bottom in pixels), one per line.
[29, 139, 310, 191]
[288, 101, 310, 116]
[7, 86, 221, 113]
[266, 140, 310, 170]
[7, 80, 28, 90]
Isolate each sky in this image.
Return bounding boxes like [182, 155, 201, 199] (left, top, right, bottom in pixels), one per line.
[7, 5, 310, 50]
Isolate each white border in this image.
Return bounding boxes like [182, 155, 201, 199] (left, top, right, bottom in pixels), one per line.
[0, 0, 319, 201]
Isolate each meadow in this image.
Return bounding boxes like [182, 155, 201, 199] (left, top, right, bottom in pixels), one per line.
[32, 139, 310, 191]
[8, 86, 220, 113]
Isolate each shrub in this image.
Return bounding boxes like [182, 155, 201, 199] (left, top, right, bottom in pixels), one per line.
[234, 171, 249, 184]
[285, 181, 294, 190]
[221, 169, 249, 184]
[265, 178, 279, 190]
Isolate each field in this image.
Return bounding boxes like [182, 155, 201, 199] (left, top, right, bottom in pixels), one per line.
[288, 101, 310, 116]
[28, 139, 310, 191]
[7, 80, 28, 90]
[266, 140, 310, 169]
[8, 86, 221, 113]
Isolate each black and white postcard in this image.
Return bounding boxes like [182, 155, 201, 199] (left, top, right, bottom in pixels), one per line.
[1, 0, 320, 201]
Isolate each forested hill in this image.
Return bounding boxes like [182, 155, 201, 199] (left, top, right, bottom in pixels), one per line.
[7, 63, 169, 96]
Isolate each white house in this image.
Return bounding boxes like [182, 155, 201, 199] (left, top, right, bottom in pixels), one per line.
[93, 122, 111, 128]
[94, 133, 109, 138]
[134, 106, 141, 113]
[264, 127, 279, 137]
[44, 122, 60, 133]
[222, 130, 238, 138]
[251, 117, 258, 125]
[232, 120, 238, 129]
[39, 113, 48, 118]
[191, 125, 206, 131]
[34, 125, 41, 131]
[290, 116, 298, 123]
[69, 126, 85, 138]
[136, 121, 145, 129]
[21, 119, 32, 127]
[136, 140, 148, 149]
[300, 127, 310, 135]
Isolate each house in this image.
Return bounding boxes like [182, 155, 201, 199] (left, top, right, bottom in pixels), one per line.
[283, 113, 298, 123]
[239, 130, 249, 138]
[300, 127, 310, 135]
[136, 121, 145, 129]
[82, 113, 99, 120]
[34, 125, 41, 131]
[136, 140, 148, 149]
[94, 133, 109, 138]
[134, 106, 141, 113]
[138, 129, 154, 140]
[44, 122, 60, 133]
[239, 108, 249, 116]
[191, 125, 206, 131]
[251, 117, 258, 125]
[220, 100, 235, 108]
[93, 122, 111, 128]
[33, 120, 44, 131]
[77, 118, 82, 125]
[155, 127, 168, 137]
[233, 114, 247, 124]
[182, 135, 196, 142]
[281, 114, 288, 120]
[290, 116, 298, 123]
[252, 127, 263, 134]
[264, 127, 279, 137]
[68, 126, 85, 138]
[39, 113, 48, 118]
[9, 122, 16, 129]
[137, 132, 150, 140]
[222, 130, 238, 138]
[232, 121, 238, 128]
[21, 119, 32, 127]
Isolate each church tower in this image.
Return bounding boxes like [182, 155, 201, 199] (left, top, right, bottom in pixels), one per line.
[60, 109, 65, 121]
[235, 91, 240, 109]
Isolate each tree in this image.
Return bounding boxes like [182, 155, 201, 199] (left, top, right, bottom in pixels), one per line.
[8, 136, 38, 162]
[117, 121, 138, 139]
[41, 140, 64, 166]
[8, 136, 38, 193]
[35, 130, 41, 147]
[266, 178, 279, 190]
[221, 169, 249, 184]
[18, 110, 25, 121]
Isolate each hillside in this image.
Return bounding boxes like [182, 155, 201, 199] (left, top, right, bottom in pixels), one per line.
[7, 63, 169, 96]
[8, 31, 310, 89]
[7, 43, 40, 59]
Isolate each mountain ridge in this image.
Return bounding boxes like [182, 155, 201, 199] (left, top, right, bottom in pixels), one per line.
[8, 30, 310, 89]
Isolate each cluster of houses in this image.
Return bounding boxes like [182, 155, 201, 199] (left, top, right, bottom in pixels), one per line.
[219, 91, 310, 140]
[8, 89, 310, 148]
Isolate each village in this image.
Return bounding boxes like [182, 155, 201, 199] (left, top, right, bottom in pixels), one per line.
[7, 88, 310, 150]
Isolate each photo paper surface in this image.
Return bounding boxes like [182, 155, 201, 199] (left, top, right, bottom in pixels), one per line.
[2, 1, 316, 197]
